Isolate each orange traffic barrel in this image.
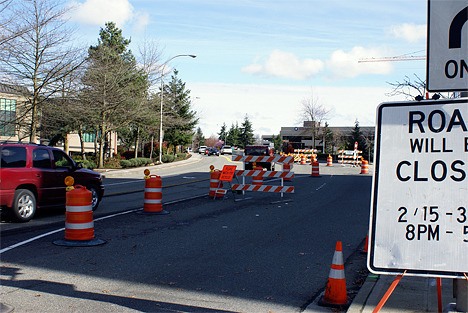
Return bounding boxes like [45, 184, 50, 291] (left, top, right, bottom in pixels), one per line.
[209, 170, 224, 199]
[300, 155, 306, 165]
[311, 161, 320, 177]
[144, 175, 168, 214]
[252, 166, 264, 186]
[326, 155, 333, 166]
[360, 160, 369, 174]
[54, 180, 105, 246]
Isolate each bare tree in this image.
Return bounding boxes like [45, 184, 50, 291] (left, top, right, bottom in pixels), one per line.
[386, 74, 426, 100]
[0, 0, 83, 142]
[0, 0, 30, 47]
[300, 93, 331, 150]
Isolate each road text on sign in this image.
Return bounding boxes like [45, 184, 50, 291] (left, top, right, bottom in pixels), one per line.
[368, 99, 468, 278]
[219, 165, 237, 182]
[427, 0, 468, 91]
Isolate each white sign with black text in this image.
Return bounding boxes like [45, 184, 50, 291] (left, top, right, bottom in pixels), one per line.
[368, 99, 468, 278]
[427, 0, 468, 92]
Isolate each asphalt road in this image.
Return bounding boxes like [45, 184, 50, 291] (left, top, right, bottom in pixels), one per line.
[1, 156, 372, 312]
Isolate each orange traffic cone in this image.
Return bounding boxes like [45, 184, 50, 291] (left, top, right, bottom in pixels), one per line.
[320, 241, 348, 307]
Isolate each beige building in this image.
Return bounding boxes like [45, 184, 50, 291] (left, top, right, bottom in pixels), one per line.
[0, 84, 34, 142]
[1, 83, 117, 156]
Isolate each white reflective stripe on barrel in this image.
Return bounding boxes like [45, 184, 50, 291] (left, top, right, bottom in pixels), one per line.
[145, 188, 162, 193]
[144, 199, 162, 204]
[66, 205, 92, 212]
[65, 221, 94, 229]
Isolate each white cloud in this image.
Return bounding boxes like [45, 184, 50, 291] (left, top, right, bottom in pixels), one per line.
[388, 23, 426, 43]
[326, 46, 393, 79]
[188, 82, 405, 138]
[242, 50, 324, 80]
[68, 0, 150, 29]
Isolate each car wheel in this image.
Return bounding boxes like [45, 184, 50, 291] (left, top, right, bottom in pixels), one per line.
[86, 185, 101, 211]
[12, 189, 36, 222]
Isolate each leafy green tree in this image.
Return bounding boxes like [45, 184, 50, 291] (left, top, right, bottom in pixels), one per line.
[81, 22, 148, 167]
[161, 69, 198, 154]
[239, 115, 255, 148]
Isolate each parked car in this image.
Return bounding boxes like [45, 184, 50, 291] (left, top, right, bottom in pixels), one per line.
[221, 145, 232, 155]
[0, 142, 105, 222]
[198, 146, 207, 154]
[204, 147, 220, 156]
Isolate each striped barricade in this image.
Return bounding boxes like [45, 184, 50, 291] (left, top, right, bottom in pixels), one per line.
[232, 155, 294, 164]
[234, 170, 294, 180]
[338, 150, 362, 166]
[231, 184, 294, 193]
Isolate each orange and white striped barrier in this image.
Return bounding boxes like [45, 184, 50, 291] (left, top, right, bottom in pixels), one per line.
[338, 150, 362, 166]
[232, 155, 294, 164]
[360, 159, 369, 174]
[54, 177, 105, 246]
[311, 161, 320, 177]
[231, 184, 294, 193]
[326, 155, 333, 166]
[320, 241, 348, 307]
[234, 170, 294, 179]
[144, 174, 168, 214]
[283, 163, 292, 181]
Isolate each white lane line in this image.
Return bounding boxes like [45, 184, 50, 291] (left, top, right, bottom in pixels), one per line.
[0, 208, 142, 255]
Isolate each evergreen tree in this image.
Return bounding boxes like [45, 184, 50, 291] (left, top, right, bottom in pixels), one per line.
[239, 115, 255, 148]
[218, 123, 227, 144]
[348, 119, 367, 159]
[162, 69, 198, 153]
[81, 22, 148, 167]
[272, 134, 283, 153]
[323, 122, 334, 154]
[227, 123, 241, 147]
[193, 127, 205, 148]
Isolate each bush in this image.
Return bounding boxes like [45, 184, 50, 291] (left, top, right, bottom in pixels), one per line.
[119, 157, 153, 169]
[161, 154, 175, 163]
[79, 159, 97, 169]
[104, 158, 122, 169]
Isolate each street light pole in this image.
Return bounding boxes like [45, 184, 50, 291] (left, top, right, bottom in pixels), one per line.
[159, 54, 196, 163]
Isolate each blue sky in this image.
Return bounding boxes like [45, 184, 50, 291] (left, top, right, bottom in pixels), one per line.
[66, 0, 429, 137]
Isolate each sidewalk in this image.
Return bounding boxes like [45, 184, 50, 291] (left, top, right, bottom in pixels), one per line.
[347, 274, 459, 313]
[95, 152, 203, 179]
[305, 273, 460, 313]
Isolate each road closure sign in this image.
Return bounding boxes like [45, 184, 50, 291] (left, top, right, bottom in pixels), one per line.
[368, 99, 468, 278]
[427, 0, 468, 91]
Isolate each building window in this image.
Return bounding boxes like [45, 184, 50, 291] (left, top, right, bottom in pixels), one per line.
[82, 132, 96, 143]
[0, 98, 16, 137]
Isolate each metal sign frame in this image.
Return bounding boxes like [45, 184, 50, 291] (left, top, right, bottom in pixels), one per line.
[426, 0, 468, 92]
[368, 99, 468, 278]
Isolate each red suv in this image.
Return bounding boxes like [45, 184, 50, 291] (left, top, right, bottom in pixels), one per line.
[1, 142, 104, 222]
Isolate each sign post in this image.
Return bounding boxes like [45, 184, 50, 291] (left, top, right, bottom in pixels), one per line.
[368, 99, 468, 278]
[427, 0, 468, 91]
